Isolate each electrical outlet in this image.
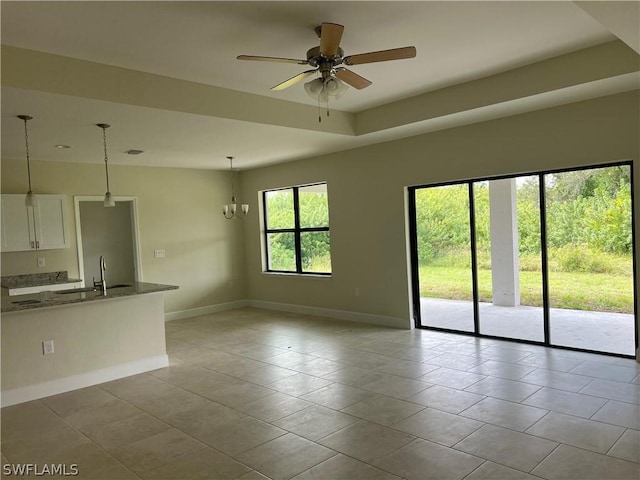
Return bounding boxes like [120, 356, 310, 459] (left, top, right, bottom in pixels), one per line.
[154, 249, 165, 258]
[355, 287, 360, 297]
[42, 340, 54, 355]
[37, 257, 45, 267]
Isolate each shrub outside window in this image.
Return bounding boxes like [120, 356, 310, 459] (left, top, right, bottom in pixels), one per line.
[263, 183, 331, 274]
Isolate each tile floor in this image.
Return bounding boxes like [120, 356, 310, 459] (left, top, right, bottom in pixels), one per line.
[1, 307, 639, 479]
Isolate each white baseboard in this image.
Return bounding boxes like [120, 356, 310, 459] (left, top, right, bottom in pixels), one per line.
[164, 300, 249, 321]
[1, 355, 169, 407]
[247, 299, 411, 329]
[164, 299, 410, 329]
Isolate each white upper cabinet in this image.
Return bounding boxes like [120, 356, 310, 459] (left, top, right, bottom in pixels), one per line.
[33, 196, 69, 250]
[1, 194, 70, 252]
[1, 195, 33, 251]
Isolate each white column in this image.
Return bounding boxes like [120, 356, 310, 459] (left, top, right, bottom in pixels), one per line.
[489, 178, 520, 307]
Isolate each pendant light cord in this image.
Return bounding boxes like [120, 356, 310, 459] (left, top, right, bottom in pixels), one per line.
[102, 126, 111, 193]
[22, 117, 33, 192]
[230, 157, 237, 203]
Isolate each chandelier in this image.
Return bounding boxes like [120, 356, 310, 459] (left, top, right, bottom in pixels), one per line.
[222, 156, 248, 219]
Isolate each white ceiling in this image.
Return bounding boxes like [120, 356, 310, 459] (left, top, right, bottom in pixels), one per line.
[1, 1, 638, 170]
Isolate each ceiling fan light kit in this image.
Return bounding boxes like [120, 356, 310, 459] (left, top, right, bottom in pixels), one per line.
[304, 77, 348, 101]
[238, 22, 416, 122]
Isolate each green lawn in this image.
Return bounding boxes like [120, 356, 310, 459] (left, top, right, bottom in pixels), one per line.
[419, 265, 634, 313]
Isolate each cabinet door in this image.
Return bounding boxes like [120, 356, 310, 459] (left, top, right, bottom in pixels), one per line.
[32, 195, 69, 250]
[1, 194, 70, 251]
[1, 195, 34, 252]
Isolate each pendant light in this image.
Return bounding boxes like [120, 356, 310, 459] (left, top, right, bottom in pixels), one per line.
[97, 123, 115, 207]
[18, 115, 37, 207]
[222, 156, 248, 219]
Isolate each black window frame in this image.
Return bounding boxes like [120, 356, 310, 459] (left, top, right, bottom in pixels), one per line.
[262, 182, 331, 275]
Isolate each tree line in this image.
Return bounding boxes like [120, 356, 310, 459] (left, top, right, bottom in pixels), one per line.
[415, 166, 632, 270]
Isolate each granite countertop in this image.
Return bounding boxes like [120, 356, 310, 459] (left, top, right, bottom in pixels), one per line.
[1, 282, 178, 313]
[1, 271, 82, 289]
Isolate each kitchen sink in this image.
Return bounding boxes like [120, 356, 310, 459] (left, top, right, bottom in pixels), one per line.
[55, 284, 132, 294]
[56, 287, 97, 294]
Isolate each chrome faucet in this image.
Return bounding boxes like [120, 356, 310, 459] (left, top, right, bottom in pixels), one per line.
[93, 255, 107, 294]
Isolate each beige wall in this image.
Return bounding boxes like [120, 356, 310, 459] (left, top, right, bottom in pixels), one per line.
[241, 92, 640, 336]
[1, 161, 247, 314]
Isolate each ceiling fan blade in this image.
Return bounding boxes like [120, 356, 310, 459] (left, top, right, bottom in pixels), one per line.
[343, 46, 416, 66]
[271, 69, 316, 91]
[237, 55, 308, 65]
[319, 22, 344, 57]
[335, 68, 372, 90]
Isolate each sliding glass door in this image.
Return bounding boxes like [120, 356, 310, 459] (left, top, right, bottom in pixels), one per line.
[409, 162, 636, 357]
[545, 166, 635, 355]
[474, 177, 545, 342]
[414, 184, 475, 332]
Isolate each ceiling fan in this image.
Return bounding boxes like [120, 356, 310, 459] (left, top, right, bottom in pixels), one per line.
[237, 22, 416, 109]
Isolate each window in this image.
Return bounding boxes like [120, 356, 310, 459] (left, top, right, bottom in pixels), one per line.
[263, 183, 331, 274]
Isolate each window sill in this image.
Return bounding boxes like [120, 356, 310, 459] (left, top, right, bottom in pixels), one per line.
[261, 271, 332, 279]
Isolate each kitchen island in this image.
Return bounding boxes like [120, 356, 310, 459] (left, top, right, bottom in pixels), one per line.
[1, 282, 178, 407]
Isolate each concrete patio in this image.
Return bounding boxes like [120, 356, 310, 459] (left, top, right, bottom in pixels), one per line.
[419, 297, 636, 356]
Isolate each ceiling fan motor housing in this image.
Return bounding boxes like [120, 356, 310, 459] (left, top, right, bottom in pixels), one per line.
[306, 46, 344, 68]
